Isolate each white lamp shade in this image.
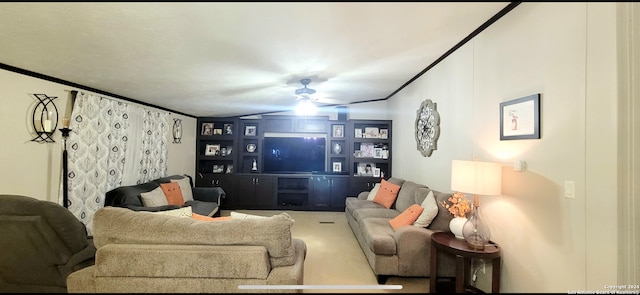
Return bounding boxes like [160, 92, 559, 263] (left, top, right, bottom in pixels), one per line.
[451, 160, 502, 196]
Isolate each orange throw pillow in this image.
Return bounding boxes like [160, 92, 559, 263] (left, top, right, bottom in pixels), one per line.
[372, 179, 401, 209]
[389, 204, 424, 231]
[192, 213, 231, 222]
[160, 182, 185, 206]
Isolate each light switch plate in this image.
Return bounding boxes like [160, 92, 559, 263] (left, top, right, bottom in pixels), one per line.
[564, 181, 575, 199]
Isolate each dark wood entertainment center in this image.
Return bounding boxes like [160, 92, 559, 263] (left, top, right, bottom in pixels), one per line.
[195, 115, 392, 212]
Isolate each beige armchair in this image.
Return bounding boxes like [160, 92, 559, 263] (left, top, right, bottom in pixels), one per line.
[0, 195, 96, 293]
[67, 207, 307, 293]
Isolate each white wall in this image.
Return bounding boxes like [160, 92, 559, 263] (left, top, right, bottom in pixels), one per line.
[0, 69, 197, 203]
[384, 2, 621, 292]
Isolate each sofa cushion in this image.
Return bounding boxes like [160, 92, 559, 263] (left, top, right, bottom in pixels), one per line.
[352, 207, 399, 222]
[345, 197, 386, 217]
[413, 188, 439, 228]
[386, 177, 406, 187]
[389, 204, 423, 231]
[160, 182, 184, 206]
[93, 207, 297, 267]
[359, 217, 397, 255]
[372, 179, 401, 209]
[186, 200, 219, 217]
[395, 180, 428, 212]
[140, 186, 169, 207]
[171, 177, 194, 202]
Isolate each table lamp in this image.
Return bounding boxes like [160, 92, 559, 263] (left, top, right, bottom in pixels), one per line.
[450, 160, 502, 250]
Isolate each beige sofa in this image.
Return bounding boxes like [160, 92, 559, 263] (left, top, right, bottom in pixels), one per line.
[67, 207, 306, 293]
[345, 177, 456, 283]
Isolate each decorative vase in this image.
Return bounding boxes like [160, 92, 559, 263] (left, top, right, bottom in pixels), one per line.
[462, 202, 491, 250]
[449, 216, 467, 239]
[333, 143, 342, 154]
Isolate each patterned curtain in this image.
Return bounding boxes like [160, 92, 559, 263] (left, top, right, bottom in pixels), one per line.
[137, 108, 168, 183]
[65, 92, 169, 234]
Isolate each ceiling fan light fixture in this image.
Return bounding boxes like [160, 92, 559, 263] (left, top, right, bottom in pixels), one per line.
[295, 99, 317, 116]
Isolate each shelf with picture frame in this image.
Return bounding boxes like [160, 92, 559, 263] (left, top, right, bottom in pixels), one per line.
[349, 120, 392, 190]
[196, 117, 239, 207]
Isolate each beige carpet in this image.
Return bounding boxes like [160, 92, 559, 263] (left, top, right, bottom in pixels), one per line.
[221, 209, 430, 293]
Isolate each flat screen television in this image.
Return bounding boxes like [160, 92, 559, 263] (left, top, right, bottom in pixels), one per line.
[262, 133, 326, 174]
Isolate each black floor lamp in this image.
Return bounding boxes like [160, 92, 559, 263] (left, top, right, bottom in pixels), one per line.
[59, 122, 71, 208]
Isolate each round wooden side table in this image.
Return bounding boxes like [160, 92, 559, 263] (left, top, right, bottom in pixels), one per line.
[429, 231, 501, 293]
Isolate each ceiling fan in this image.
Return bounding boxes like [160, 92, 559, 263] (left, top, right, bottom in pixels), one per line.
[294, 78, 319, 115]
[295, 78, 316, 97]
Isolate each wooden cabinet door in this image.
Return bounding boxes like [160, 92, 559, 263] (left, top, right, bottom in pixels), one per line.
[310, 176, 331, 208]
[254, 175, 276, 208]
[329, 176, 349, 209]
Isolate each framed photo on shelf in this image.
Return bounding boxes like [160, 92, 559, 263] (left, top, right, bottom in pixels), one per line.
[332, 162, 342, 173]
[201, 123, 214, 135]
[353, 150, 362, 158]
[245, 125, 257, 136]
[500, 93, 540, 140]
[212, 165, 224, 173]
[357, 162, 376, 176]
[224, 124, 233, 135]
[354, 128, 363, 138]
[373, 148, 383, 159]
[373, 168, 381, 178]
[379, 129, 388, 139]
[332, 125, 344, 138]
[205, 144, 221, 156]
[364, 127, 380, 138]
[213, 128, 223, 135]
[360, 142, 375, 158]
[226, 164, 233, 174]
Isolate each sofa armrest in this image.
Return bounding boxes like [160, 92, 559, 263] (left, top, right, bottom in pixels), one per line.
[193, 186, 225, 204]
[393, 225, 433, 276]
[357, 191, 370, 200]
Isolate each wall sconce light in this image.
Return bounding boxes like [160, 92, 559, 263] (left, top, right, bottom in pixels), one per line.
[451, 159, 502, 250]
[31, 93, 58, 143]
[172, 118, 182, 143]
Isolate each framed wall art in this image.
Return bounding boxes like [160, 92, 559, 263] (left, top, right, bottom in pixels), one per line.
[500, 93, 540, 140]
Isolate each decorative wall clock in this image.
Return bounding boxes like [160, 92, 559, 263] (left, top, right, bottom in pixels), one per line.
[415, 99, 440, 157]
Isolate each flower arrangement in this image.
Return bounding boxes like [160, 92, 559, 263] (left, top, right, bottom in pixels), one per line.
[440, 192, 471, 218]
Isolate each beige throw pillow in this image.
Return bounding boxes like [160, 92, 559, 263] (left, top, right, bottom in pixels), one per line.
[140, 186, 169, 207]
[413, 189, 439, 228]
[150, 206, 192, 218]
[171, 177, 194, 202]
[230, 211, 267, 219]
[366, 183, 381, 201]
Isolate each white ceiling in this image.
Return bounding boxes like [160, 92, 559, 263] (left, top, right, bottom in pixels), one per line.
[0, 2, 513, 117]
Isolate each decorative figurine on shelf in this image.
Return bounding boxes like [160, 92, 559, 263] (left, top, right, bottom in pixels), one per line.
[251, 159, 258, 172]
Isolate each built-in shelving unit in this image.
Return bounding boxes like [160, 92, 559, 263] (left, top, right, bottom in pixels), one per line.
[195, 115, 391, 211]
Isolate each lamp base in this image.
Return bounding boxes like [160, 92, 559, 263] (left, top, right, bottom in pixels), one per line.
[465, 233, 486, 251]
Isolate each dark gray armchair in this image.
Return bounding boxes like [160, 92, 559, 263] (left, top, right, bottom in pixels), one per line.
[0, 194, 96, 293]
